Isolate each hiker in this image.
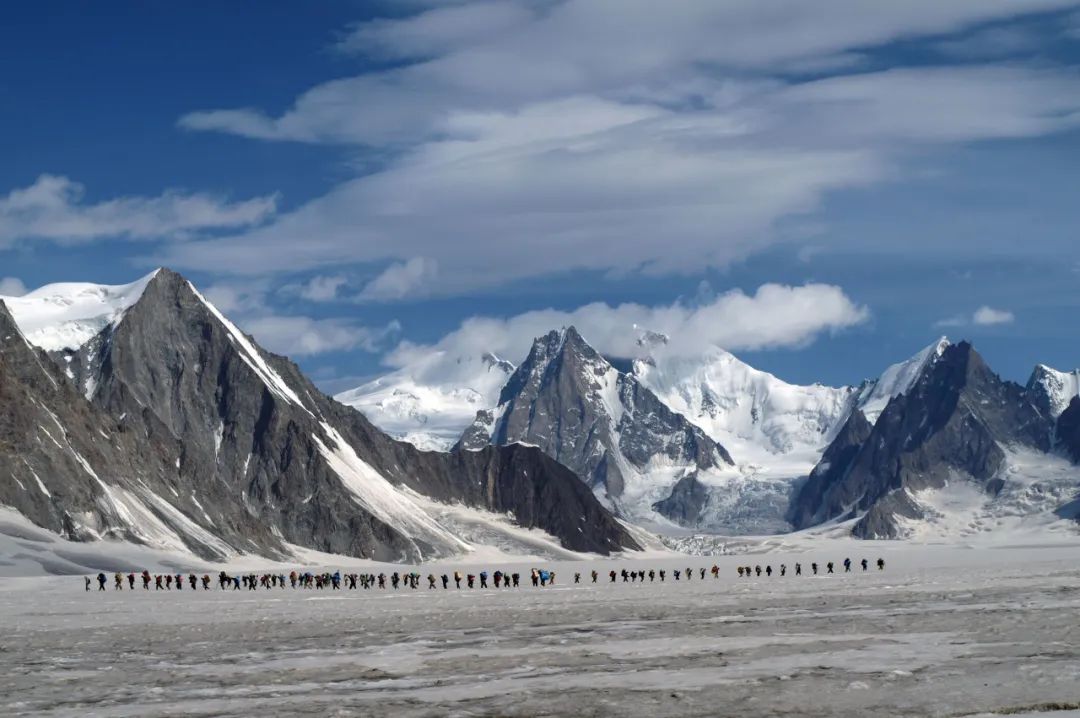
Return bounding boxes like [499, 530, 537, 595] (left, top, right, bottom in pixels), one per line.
[97, 573, 107, 591]
[592, 570, 599, 583]
[843, 558, 851, 573]
[85, 576, 91, 591]
[765, 565, 772, 577]
[877, 558, 885, 571]
[827, 562, 834, 574]
[795, 563, 802, 576]
[861, 559, 869, 571]
[780, 564, 786, 577]
[114, 573, 124, 590]
[811, 563, 818, 575]
[574, 572, 581, 584]
[479, 571, 488, 589]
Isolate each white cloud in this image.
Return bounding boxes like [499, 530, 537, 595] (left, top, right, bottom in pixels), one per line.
[167, 1, 1080, 297]
[179, 1, 1080, 146]
[0, 277, 28, 297]
[973, 305, 1015, 325]
[383, 282, 868, 384]
[358, 258, 438, 301]
[242, 315, 401, 357]
[935, 305, 1015, 327]
[299, 275, 347, 302]
[201, 279, 271, 315]
[0, 174, 277, 247]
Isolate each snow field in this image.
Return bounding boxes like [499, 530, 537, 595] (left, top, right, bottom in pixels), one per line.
[2, 544, 1078, 717]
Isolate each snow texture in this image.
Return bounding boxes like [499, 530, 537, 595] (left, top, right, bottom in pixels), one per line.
[336, 352, 514, 450]
[0, 270, 159, 351]
[2, 542, 1080, 717]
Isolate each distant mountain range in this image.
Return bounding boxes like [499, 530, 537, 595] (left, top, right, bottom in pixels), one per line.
[342, 324, 1080, 542]
[3, 270, 1078, 570]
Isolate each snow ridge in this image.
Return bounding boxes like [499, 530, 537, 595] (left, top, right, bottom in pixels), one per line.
[2, 270, 159, 351]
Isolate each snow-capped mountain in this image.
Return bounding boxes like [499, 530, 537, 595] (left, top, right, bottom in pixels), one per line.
[633, 348, 855, 463]
[0, 270, 159, 351]
[0, 271, 638, 569]
[1026, 364, 1080, 419]
[336, 352, 514, 451]
[792, 341, 1064, 538]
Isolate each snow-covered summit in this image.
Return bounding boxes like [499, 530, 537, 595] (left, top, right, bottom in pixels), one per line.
[852, 336, 950, 423]
[0, 269, 160, 351]
[633, 346, 854, 459]
[336, 349, 515, 451]
[1026, 364, 1080, 419]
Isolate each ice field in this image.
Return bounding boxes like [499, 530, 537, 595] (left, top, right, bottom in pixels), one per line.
[3, 542, 1080, 718]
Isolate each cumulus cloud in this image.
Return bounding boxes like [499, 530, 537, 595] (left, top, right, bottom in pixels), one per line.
[0, 174, 277, 248]
[973, 305, 1016, 325]
[382, 282, 868, 384]
[936, 305, 1015, 327]
[0, 277, 28, 297]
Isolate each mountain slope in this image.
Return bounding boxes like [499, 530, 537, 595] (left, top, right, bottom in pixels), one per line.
[0, 299, 236, 560]
[792, 341, 1059, 538]
[3, 271, 638, 564]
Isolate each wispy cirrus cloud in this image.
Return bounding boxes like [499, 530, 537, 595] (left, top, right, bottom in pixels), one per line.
[0, 174, 277, 248]
[167, 1, 1080, 300]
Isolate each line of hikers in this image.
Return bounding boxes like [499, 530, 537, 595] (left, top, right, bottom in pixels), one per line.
[84, 567, 556, 592]
[85, 559, 884, 592]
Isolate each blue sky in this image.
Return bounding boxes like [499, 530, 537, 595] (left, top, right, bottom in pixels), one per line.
[3, 1, 1080, 393]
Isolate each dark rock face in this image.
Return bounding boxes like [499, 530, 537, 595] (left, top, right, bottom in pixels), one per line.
[3, 271, 638, 563]
[787, 408, 874, 529]
[651, 474, 709, 525]
[458, 327, 732, 518]
[791, 342, 1055, 538]
[1057, 397, 1080, 464]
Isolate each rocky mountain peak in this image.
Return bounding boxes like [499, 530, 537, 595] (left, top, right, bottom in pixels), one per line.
[792, 339, 1055, 538]
[1026, 363, 1080, 420]
[461, 326, 732, 522]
